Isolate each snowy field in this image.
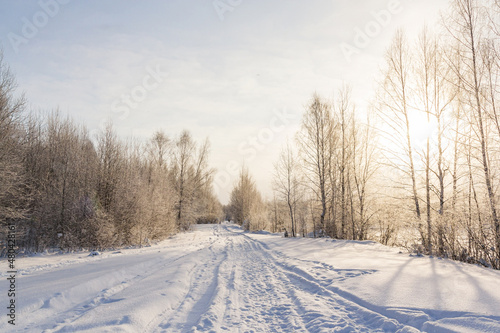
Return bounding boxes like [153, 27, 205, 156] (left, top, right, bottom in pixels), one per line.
[1, 223, 500, 332]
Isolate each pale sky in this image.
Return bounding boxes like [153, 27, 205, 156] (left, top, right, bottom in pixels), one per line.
[0, 0, 449, 204]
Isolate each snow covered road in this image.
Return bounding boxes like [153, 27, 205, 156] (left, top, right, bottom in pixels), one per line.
[1, 223, 500, 332]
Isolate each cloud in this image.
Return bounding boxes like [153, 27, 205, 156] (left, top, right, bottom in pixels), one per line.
[0, 0, 450, 203]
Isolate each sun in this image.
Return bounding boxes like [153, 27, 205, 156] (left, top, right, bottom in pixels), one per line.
[408, 109, 439, 152]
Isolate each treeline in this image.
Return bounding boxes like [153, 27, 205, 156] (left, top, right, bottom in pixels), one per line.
[0, 55, 221, 253]
[227, 88, 376, 242]
[227, 0, 500, 269]
[375, 0, 500, 268]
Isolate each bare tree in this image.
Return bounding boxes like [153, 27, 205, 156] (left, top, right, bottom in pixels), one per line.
[172, 130, 194, 229]
[297, 94, 333, 236]
[171, 130, 214, 230]
[96, 122, 122, 213]
[141, 130, 175, 242]
[273, 142, 302, 237]
[335, 86, 354, 239]
[0, 52, 26, 227]
[229, 167, 263, 231]
[269, 195, 285, 233]
[377, 29, 422, 227]
[350, 111, 378, 240]
[414, 27, 435, 252]
[446, 0, 500, 267]
[414, 28, 454, 254]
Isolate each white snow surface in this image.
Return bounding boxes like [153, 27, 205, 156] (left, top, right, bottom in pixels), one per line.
[1, 223, 499, 332]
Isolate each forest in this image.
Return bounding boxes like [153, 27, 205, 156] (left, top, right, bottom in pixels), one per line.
[1, 0, 500, 271]
[227, 0, 500, 269]
[0, 67, 221, 251]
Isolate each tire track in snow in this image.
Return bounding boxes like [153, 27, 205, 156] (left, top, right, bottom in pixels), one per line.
[229, 226, 419, 332]
[23, 224, 424, 332]
[201, 230, 308, 332]
[24, 256, 165, 332]
[152, 225, 229, 333]
[39, 250, 205, 333]
[151, 224, 309, 332]
[193, 233, 241, 332]
[233, 235, 308, 332]
[28, 233, 221, 332]
[241, 231, 424, 332]
[236, 234, 381, 332]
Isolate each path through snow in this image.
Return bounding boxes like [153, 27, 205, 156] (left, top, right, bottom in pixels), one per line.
[1, 223, 499, 332]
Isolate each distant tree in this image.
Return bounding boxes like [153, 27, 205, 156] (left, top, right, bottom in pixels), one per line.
[228, 168, 263, 231]
[147, 131, 175, 234]
[273, 142, 302, 237]
[269, 194, 286, 233]
[96, 122, 122, 214]
[171, 130, 214, 230]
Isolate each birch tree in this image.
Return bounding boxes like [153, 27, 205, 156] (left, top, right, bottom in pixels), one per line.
[297, 94, 333, 236]
[377, 29, 422, 226]
[446, 0, 500, 267]
[273, 142, 302, 237]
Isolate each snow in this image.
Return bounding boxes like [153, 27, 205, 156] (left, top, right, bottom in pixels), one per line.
[88, 251, 101, 257]
[1, 223, 499, 332]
